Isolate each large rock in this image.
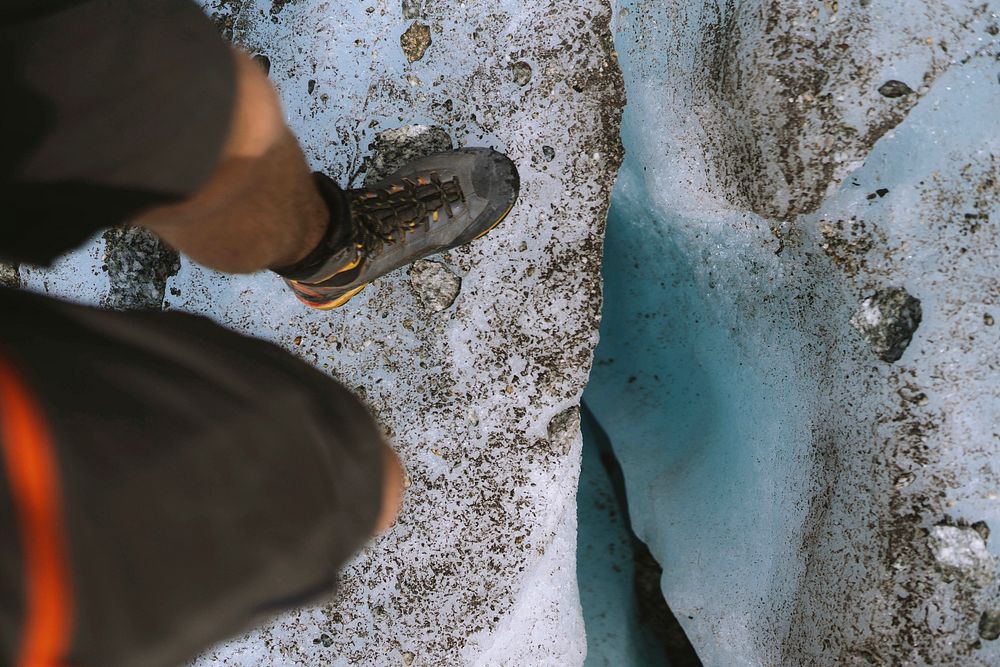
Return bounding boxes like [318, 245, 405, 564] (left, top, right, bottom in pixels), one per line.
[20, 0, 624, 664]
[0, 263, 19, 289]
[587, 0, 1000, 664]
[102, 227, 180, 311]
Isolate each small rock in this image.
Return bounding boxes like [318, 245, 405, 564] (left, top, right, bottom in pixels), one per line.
[928, 523, 996, 586]
[979, 610, 1000, 641]
[401, 0, 420, 19]
[542, 145, 555, 162]
[102, 227, 180, 311]
[849, 287, 922, 363]
[307, 79, 316, 94]
[269, 0, 292, 17]
[546, 406, 581, 455]
[897, 386, 929, 406]
[511, 61, 532, 86]
[972, 520, 991, 542]
[985, 313, 995, 327]
[402, 651, 416, 665]
[0, 263, 19, 289]
[401, 22, 431, 63]
[252, 54, 271, 76]
[364, 125, 453, 186]
[878, 80, 914, 98]
[893, 472, 916, 489]
[409, 260, 461, 312]
[319, 633, 334, 647]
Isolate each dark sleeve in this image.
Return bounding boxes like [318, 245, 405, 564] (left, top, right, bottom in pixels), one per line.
[0, 0, 235, 266]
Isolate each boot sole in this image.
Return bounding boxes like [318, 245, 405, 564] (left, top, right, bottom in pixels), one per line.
[473, 200, 515, 240]
[298, 283, 368, 311]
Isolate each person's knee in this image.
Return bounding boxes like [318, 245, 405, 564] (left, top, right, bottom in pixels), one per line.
[222, 49, 285, 161]
[373, 443, 405, 535]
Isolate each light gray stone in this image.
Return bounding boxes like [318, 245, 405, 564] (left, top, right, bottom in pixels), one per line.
[409, 260, 461, 312]
[546, 407, 581, 456]
[929, 523, 996, 587]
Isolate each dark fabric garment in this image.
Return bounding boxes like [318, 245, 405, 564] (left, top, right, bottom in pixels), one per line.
[0, 287, 385, 667]
[0, 0, 235, 266]
[0, 460, 24, 667]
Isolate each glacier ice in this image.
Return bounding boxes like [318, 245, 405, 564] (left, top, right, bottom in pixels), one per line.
[585, 0, 1000, 664]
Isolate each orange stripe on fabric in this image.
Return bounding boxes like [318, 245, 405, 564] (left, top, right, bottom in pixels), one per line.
[0, 356, 73, 667]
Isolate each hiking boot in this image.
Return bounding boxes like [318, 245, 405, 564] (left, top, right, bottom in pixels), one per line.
[282, 148, 519, 310]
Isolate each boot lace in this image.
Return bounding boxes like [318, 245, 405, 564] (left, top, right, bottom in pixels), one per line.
[348, 173, 465, 253]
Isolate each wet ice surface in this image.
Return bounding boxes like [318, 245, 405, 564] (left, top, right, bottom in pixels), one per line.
[586, 0, 1000, 664]
[19, 0, 623, 665]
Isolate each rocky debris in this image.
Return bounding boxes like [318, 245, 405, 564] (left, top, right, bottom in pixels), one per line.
[980, 610, 1000, 641]
[0, 263, 19, 289]
[270, 0, 291, 18]
[896, 384, 929, 406]
[542, 145, 556, 162]
[849, 287, 922, 363]
[927, 522, 996, 587]
[878, 80, 915, 98]
[252, 53, 270, 75]
[400, 22, 431, 63]
[364, 125, 452, 186]
[972, 521, 991, 542]
[401, 0, 420, 20]
[511, 61, 532, 86]
[409, 260, 461, 311]
[546, 406, 581, 456]
[102, 227, 180, 311]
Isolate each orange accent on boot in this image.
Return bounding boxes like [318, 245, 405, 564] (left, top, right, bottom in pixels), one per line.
[0, 356, 74, 667]
[291, 283, 368, 310]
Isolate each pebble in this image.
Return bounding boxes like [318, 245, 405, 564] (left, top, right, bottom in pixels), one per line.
[401, 22, 432, 63]
[878, 80, 914, 98]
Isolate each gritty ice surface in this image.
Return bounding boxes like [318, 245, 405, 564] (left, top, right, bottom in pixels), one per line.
[18, 0, 623, 665]
[586, 0, 1000, 664]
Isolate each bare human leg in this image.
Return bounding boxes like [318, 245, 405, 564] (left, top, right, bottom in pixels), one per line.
[135, 49, 404, 534]
[135, 50, 327, 274]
